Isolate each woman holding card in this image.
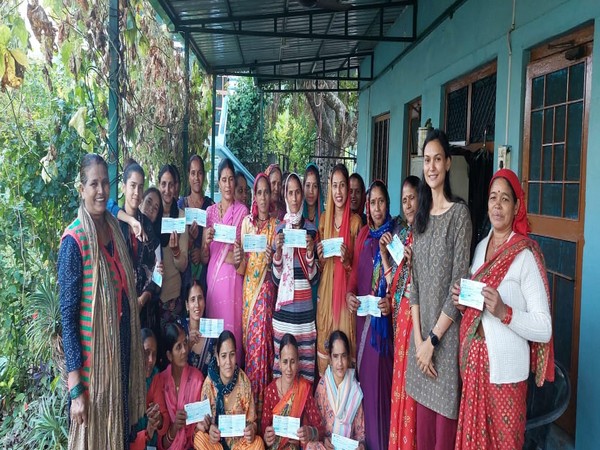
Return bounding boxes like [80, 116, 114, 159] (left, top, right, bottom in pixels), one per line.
[178, 154, 215, 300]
[313, 331, 366, 450]
[262, 334, 324, 450]
[108, 160, 162, 333]
[272, 173, 320, 383]
[154, 322, 204, 450]
[386, 175, 420, 450]
[236, 173, 278, 426]
[194, 331, 264, 450]
[345, 180, 394, 450]
[202, 158, 249, 364]
[159, 164, 189, 331]
[404, 129, 472, 450]
[130, 328, 169, 449]
[452, 169, 553, 450]
[315, 164, 362, 376]
[58, 154, 146, 449]
[179, 281, 215, 377]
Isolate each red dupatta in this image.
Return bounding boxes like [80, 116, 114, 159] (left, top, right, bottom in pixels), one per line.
[459, 234, 554, 386]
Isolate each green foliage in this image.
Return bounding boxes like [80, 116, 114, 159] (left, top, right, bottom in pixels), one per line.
[227, 77, 268, 174]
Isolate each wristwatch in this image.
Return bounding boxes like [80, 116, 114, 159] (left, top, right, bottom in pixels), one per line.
[429, 330, 440, 347]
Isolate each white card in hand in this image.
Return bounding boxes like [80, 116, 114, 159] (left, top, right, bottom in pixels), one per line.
[184, 399, 211, 425]
[218, 414, 246, 437]
[458, 278, 486, 311]
[272, 415, 300, 439]
[322, 237, 344, 258]
[151, 268, 162, 287]
[243, 234, 268, 253]
[161, 217, 186, 234]
[356, 295, 381, 317]
[386, 234, 405, 266]
[214, 223, 237, 244]
[199, 318, 224, 339]
[283, 228, 307, 248]
[185, 208, 207, 227]
[332, 433, 360, 450]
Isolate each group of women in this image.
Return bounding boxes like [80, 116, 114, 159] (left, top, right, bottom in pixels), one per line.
[59, 128, 554, 450]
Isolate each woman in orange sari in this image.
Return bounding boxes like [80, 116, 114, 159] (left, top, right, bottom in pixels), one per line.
[315, 164, 362, 375]
[262, 334, 324, 449]
[386, 176, 419, 450]
[453, 169, 553, 450]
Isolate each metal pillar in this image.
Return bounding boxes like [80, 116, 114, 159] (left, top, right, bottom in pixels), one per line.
[210, 74, 217, 199]
[259, 89, 264, 158]
[108, 0, 119, 199]
[182, 32, 190, 193]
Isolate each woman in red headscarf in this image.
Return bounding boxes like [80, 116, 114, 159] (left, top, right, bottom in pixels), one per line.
[453, 169, 554, 450]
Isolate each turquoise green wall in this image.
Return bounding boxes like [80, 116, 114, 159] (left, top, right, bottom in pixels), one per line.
[357, 0, 600, 447]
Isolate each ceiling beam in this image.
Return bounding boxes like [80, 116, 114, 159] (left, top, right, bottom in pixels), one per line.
[177, 1, 415, 26]
[210, 51, 372, 71]
[179, 26, 414, 43]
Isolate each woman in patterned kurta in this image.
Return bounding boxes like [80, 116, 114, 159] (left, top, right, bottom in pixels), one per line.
[238, 173, 278, 425]
[194, 331, 264, 450]
[313, 331, 365, 450]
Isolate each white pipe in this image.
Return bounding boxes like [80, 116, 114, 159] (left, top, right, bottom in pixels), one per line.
[505, 0, 517, 145]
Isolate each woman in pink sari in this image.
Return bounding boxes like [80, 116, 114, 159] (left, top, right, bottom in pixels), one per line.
[202, 158, 249, 363]
[155, 322, 204, 450]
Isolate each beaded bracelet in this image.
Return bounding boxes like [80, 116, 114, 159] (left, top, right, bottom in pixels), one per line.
[69, 382, 85, 400]
[501, 306, 513, 325]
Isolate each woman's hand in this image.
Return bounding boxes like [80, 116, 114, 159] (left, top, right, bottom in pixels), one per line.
[404, 245, 413, 268]
[169, 232, 180, 254]
[243, 423, 256, 443]
[205, 227, 215, 247]
[339, 243, 349, 266]
[482, 286, 507, 319]
[189, 329, 202, 345]
[296, 426, 314, 444]
[346, 292, 359, 314]
[189, 221, 199, 240]
[70, 394, 88, 426]
[129, 216, 148, 242]
[265, 243, 274, 266]
[156, 261, 164, 276]
[379, 231, 393, 256]
[208, 423, 221, 444]
[306, 234, 315, 258]
[173, 409, 187, 432]
[415, 337, 437, 379]
[323, 436, 335, 450]
[196, 414, 212, 433]
[316, 241, 324, 260]
[263, 426, 276, 447]
[378, 294, 391, 316]
[452, 283, 466, 312]
[233, 240, 243, 268]
[275, 232, 284, 259]
[146, 402, 161, 436]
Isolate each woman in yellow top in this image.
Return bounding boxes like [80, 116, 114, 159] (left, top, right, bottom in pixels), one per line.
[237, 173, 278, 425]
[315, 164, 363, 375]
[194, 331, 264, 450]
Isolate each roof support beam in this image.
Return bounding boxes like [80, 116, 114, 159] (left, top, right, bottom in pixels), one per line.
[179, 26, 414, 43]
[210, 51, 372, 71]
[177, 1, 415, 26]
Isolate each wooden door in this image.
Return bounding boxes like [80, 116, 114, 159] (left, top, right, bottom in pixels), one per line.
[522, 26, 593, 435]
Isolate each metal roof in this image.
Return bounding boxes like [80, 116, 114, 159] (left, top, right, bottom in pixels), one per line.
[151, 0, 416, 91]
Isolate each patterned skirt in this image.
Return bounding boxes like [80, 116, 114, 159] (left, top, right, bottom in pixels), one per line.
[455, 335, 528, 450]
